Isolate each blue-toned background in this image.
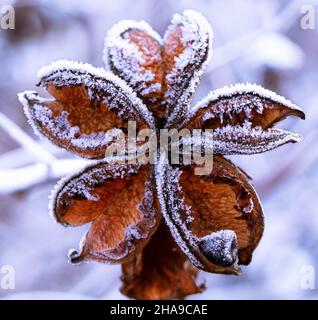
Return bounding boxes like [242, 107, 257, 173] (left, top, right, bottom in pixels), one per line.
[0, 0, 317, 299]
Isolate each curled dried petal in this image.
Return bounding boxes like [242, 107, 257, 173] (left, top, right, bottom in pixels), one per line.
[182, 83, 304, 130]
[121, 222, 204, 300]
[179, 83, 305, 154]
[50, 161, 160, 263]
[104, 20, 163, 109]
[181, 125, 302, 156]
[212, 125, 302, 155]
[155, 153, 264, 273]
[18, 60, 155, 159]
[164, 10, 213, 127]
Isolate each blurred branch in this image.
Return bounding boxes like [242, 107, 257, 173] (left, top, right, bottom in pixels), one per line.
[0, 112, 88, 194]
[0, 158, 87, 194]
[0, 111, 56, 165]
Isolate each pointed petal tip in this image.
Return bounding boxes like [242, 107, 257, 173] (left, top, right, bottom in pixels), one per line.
[17, 90, 36, 104]
[298, 109, 306, 120]
[288, 107, 306, 121]
[291, 132, 303, 143]
[68, 249, 84, 265]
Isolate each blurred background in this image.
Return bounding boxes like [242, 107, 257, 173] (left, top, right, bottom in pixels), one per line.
[0, 0, 317, 299]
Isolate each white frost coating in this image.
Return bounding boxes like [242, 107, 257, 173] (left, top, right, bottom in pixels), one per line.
[155, 152, 204, 269]
[68, 231, 88, 264]
[181, 122, 302, 156]
[165, 10, 213, 128]
[37, 59, 155, 128]
[106, 19, 162, 47]
[212, 122, 303, 155]
[19, 91, 126, 155]
[140, 83, 161, 96]
[188, 82, 303, 122]
[18, 91, 54, 140]
[71, 129, 124, 150]
[199, 230, 238, 265]
[38, 59, 107, 79]
[104, 20, 162, 97]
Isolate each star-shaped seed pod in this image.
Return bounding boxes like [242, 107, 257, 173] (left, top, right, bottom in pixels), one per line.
[18, 10, 305, 300]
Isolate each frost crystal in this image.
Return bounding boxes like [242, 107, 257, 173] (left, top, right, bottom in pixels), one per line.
[212, 122, 302, 155]
[155, 152, 240, 271]
[18, 91, 125, 157]
[198, 230, 238, 266]
[104, 20, 162, 99]
[155, 152, 204, 269]
[186, 82, 303, 127]
[37, 59, 155, 128]
[18, 60, 158, 158]
[165, 10, 213, 128]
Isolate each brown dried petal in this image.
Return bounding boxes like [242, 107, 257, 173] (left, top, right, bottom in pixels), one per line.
[182, 84, 305, 131]
[18, 61, 154, 159]
[164, 10, 212, 128]
[155, 153, 264, 273]
[50, 162, 160, 264]
[121, 222, 204, 300]
[104, 20, 164, 110]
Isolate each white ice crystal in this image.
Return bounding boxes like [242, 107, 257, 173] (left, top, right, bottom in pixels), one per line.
[155, 152, 204, 269]
[198, 230, 238, 266]
[19, 91, 126, 156]
[185, 82, 302, 128]
[37, 59, 155, 128]
[38, 59, 107, 80]
[105, 19, 162, 47]
[18, 60, 160, 157]
[164, 10, 213, 128]
[212, 123, 302, 155]
[178, 121, 302, 157]
[104, 20, 162, 98]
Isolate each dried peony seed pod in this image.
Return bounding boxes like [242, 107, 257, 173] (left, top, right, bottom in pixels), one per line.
[18, 9, 305, 300]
